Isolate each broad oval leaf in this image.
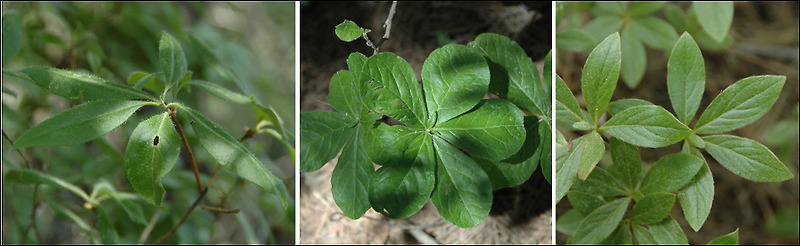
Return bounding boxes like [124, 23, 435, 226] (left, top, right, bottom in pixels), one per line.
[422, 44, 490, 124]
[331, 126, 373, 219]
[649, 217, 689, 244]
[567, 197, 631, 244]
[608, 137, 642, 190]
[364, 52, 428, 128]
[621, 27, 646, 88]
[4, 169, 90, 201]
[21, 67, 156, 101]
[668, 32, 706, 124]
[185, 80, 250, 104]
[177, 104, 289, 207]
[640, 153, 704, 194]
[582, 32, 621, 124]
[631, 193, 676, 224]
[678, 162, 714, 231]
[601, 105, 692, 148]
[124, 112, 181, 205]
[556, 209, 585, 235]
[631, 16, 679, 49]
[369, 132, 434, 219]
[694, 75, 785, 134]
[14, 100, 151, 149]
[2, 10, 23, 63]
[703, 135, 793, 182]
[474, 116, 543, 189]
[693, 2, 733, 43]
[335, 20, 368, 42]
[431, 136, 492, 228]
[159, 32, 188, 87]
[299, 111, 355, 172]
[434, 99, 524, 161]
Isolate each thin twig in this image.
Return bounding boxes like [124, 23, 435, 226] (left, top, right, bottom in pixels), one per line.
[169, 107, 204, 192]
[365, 1, 398, 54]
[2, 129, 30, 169]
[154, 188, 208, 244]
[23, 185, 43, 244]
[137, 209, 162, 244]
[200, 205, 240, 214]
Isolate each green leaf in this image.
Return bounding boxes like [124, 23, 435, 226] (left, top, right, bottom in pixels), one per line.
[629, 2, 666, 16]
[364, 52, 428, 128]
[556, 132, 603, 202]
[703, 135, 793, 182]
[640, 153, 704, 194]
[632, 223, 657, 244]
[331, 126, 373, 219]
[108, 192, 147, 225]
[620, 27, 646, 88]
[251, 100, 288, 142]
[678, 162, 714, 231]
[649, 217, 689, 244]
[468, 33, 548, 116]
[601, 105, 692, 148]
[602, 221, 634, 245]
[475, 117, 541, 189]
[693, 2, 733, 43]
[592, 2, 627, 16]
[568, 190, 607, 215]
[178, 104, 289, 207]
[184, 80, 250, 104]
[575, 166, 627, 197]
[582, 32, 621, 124]
[423, 44, 490, 124]
[96, 207, 117, 244]
[630, 16, 679, 49]
[2, 10, 23, 63]
[583, 16, 623, 42]
[335, 20, 369, 42]
[694, 75, 785, 134]
[369, 129, 434, 219]
[556, 209, 585, 235]
[668, 33, 706, 124]
[434, 99, 525, 161]
[159, 32, 188, 87]
[556, 75, 590, 129]
[431, 136, 492, 228]
[539, 119, 553, 184]
[708, 228, 739, 245]
[608, 137, 642, 190]
[4, 169, 90, 201]
[299, 111, 355, 172]
[688, 133, 706, 149]
[123, 112, 181, 205]
[631, 193, 676, 224]
[45, 199, 92, 232]
[576, 131, 605, 180]
[21, 66, 156, 101]
[568, 197, 631, 244]
[556, 29, 597, 52]
[14, 100, 151, 149]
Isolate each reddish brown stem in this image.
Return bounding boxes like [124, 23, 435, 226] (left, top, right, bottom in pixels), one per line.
[169, 107, 204, 192]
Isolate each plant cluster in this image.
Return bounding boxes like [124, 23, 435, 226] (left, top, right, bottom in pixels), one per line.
[300, 20, 552, 228]
[555, 31, 792, 244]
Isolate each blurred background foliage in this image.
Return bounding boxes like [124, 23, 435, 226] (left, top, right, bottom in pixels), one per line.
[2, 2, 295, 244]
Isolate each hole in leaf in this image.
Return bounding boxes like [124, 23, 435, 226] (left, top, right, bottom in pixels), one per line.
[189, 120, 195, 125]
[153, 135, 160, 146]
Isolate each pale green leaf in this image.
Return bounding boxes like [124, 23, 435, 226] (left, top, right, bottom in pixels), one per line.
[556, 75, 590, 129]
[668, 32, 706, 124]
[575, 167, 627, 197]
[591, 2, 627, 16]
[331, 126, 373, 219]
[4, 169, 90, 201]
[694, 75, 785, 134]
[556, 29, 597, 52]
[608, 137, 642, 190]
[159, 32, 188, 87]
[629, 2, 666, 16]
[2, 10, 23, 63]
[556, 132, 603, 202]
[335, 20, 368, 42]
[123, 112, 181, 205]
[96, 207, 117, 244]
[693, 2, 733, 43]
[649, 217, 689, 244]
[708, 228, 739, 245]
[434, 99, 525, 161]
[185, 80, 250, 104]
[583, 16, 623, 42]
[582, 32, 621, 124]
[601, 105, 692, 148]
[620, 27, 646, 88]
[369, 132, 434, 219]
[21, 66, 156, 101]
[364, 52, 428, 128]
[14, 100, 151, 149]
[640, 153, 704, 194]
[678, 162, 714, 231]
[431, 136, 492, 228]
[45, 199, 92, 232]
[568, 197, 631, 244]
[423, 44, 490, 124]
[299, 111, 355, 172]
[631, 16, 679, 49]
[576, 131, 605, 180]
[631, 193, 676, 224]
[703, 135, 793, 182]
[632, 223, 657, 244]
[556, 209, 584, 235]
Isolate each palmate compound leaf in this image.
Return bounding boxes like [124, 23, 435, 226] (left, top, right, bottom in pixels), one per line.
[331, 125, 373, 219]
[433, 99, 525, 162]
[474, 116, 543, 190]
[21, 66, 157, 101]
[14, 100, 152, 149]
[694, 75, 785, 134]
[123, 112, 181, 205]
[422, 43, 490, 125]
[600, 105, 692, 148]
[364, 52, 428, 128]
[431, 136, 493, 228]
[177, 104, 289, 208]
[299, 111, 355, 172]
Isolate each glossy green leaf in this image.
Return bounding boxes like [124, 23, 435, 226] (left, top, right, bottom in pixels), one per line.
[422, 44, 490, 124]
[694, 75, 785, 134]
[369, 127, 434, 219]
[608, 137, 641, 190]
[568, 190, 607, 215]
[434, 99, 525, 161]
[631, 193, 676, 224]
[299, 111, 355, 172]
[583, 16, 623, 42]
[703, 135, 793, 182]
[96, 207, 117, 244]
[575, 167, 627, 197]
[582, 32, 621, 124]
[468, 33, 548, 116]
[2, 10, 23, 63]
[568, 197, 631, 244]
[556, 132, 603, 202]
[335, 20, 368, 42]
[475, 117, 541, 189]
[539, 119, 552, 183]
[576, 131, 605, 180]
[668, 33, 706, 124]
[178, 104, 289, 207]
[431, 136, 492, 228]
[159, 32, 187, 87]
[631, 16, 679, 49]
[693, 2, 733, 43]
[556, 29, 596, 52]
[21, 66, 156, 101]
[364, 52, 428, 128]
[708, 228, 739, 245]
[14, 100, 150, 149]
[629, 2, 666, 16]
[640, 153, 704, 194]
[4, 169, 90, 201]
[556, 209, 584, 235]
[556, 75, 590, 129]
[678, 162, 713, 232]
[601, 105, 692, 148]
[649, 217, 689, 244]
[620, 27, 646, 88]
[185, 80, 250, 104]
[123, 112, 181, 205]
[331, 126, 373, 219]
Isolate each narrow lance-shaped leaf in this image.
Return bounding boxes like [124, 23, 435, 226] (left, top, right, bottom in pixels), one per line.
[582, 32, 621, 124]
[184, 80, 250, 104]
[539, 119, 552, 183]
[703, 135, 793, 182]
[2, 10, 23, 63]
[556, 132, 603, 202]
[4, 169, 90, 201]
[668, 32, 706, 124]
[576, 131, 606, 180]
[640, 153, 704, 194]
[620, 26, 646, 88]
[693, 2, 734, 43]
[14, 100, 151, 149]
[159, 32, 188, 87]
[678, 162, 714, 232]
[299, 111, 355, 172]
[556, 75, 590, 129]
[694, 75, 785, 134]
[21, 67, 156, 101]
[422, 44, 490, 125]
[124, 112, 181, 205]
[567, 197, 631, 244]
[177, 104, 289, 207]
[601, 105, 692, 148]
[331, 126, 373, 219]
[431, 136, 493, 228]
[434, 99, 525, 161]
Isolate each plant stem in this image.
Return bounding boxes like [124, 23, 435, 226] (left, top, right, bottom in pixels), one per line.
[137, 209, 162, 244]
[2, 129, 30, 169]
[169, 106, 204, 192]
[153, 188, 208, 245]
